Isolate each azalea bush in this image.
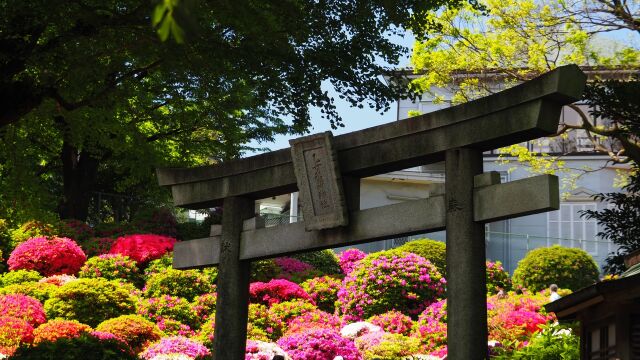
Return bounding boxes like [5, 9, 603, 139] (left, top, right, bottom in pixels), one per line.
[12, 332, 136, 360]
[191, 291, 217, 322]
[337, 252, 445, 321]
[245, 340, 291, 360]
[268, 300, 318, 328]
[157, 318, 196, 337]
[137, 295, 199, 329]
[38, 274, 77, 287]
[512, 245, 599, 292]
[291, 249, 341, 275]
[247, 303, 285, 341]
[354, 331, 421, 360]
[8, 237, 87, 276]
[387, 238, 447, 276]
[108, 234, 176, 264]
[277, 328, 362, 360]
[300, 275, 342, 313]
[44, 278, 137, 327]
[249, 279, 313, 306]
[274, 257, 321, 283]
[144, 268, 213, 301]
[285, 310, 341, 336]
[367, 310, 414, 336]
[7, 221, 58, 253]
[57, 219, 94, 243]
[413, 300, 447, 353]
[338, 248, 367, 275]
[79, 254, 140, 284]
[139, 336, 210, 360]
[79, 237, 117, 257]
[0, 294, 46, 327]
[0, 270, 42, 287]
[0, 282, 56, 303]
[486, 260, 511, 293]
[0, 316, 34, 355]
[131, 208, 178, 238]
[95, 314, 162, 353]
[33, 319, 92, 344]
[250, 259, 281, 282]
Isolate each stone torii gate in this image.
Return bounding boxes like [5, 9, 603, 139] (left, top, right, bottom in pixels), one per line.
[157, 65, 586, 360]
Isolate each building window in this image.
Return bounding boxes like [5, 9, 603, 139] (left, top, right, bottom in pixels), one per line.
[587, 321, 616, 360]
[547, 203, 599, 255]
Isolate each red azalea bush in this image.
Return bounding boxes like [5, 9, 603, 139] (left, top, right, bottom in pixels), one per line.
[139, 336, 210, 360]
[249, 279, 313, 306]
[8, 237, 87, 276]
[95, 314, 162, 353]
[81, 237, 118, 257]
[79, 254, 140, 283]
[277, 328, 362, 360]
[337, 252, 446, 321]
[137, 295, 199, 329]
[338, 248, 367, 275]
[300, 275, 342, 313]
[0, 316, 34, 355]
[108, 234, 176, 264]
[0, 294, 46, 327]
[367, 310, 414, 336]
[33, 319, 92, 344]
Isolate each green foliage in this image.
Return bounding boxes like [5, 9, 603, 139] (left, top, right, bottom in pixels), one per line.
[387, 238, 447, 275]
[250, 259, 281, 282]
[175, 221, 210, 241]
[0, 270, 42, 287]
[7, 221, 58, 253]
[44, 278, 137, 327]
[79, 255, 141, 285]
[144, 252, 174, 278]
[95, 315, 162, 353]
[494, 323, 580, 359]
[144, 268, 213, 301]
[12, 333, 137, 360]
[300, 276, 342, 314]
[486, 261, 512, 293]
[137, 295, 199, 329]
[291, 250, 342, 275]
[512, 245, 600, 292]
[582, 165, 640, 274]
[356, 333, 422, 360]
[0, 282, 57, 303]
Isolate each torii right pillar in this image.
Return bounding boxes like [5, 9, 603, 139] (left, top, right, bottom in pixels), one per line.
[445, 148, 487, 359]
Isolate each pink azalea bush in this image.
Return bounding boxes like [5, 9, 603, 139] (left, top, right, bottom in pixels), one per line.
[337, 252, 445, 321]
[413, 300, 448, 353]
[139, 336, 210, 360]
[339, 249, 366, 275]
[300, 275, 342, 313]
[0, 316, 34, 355]
[0, 294, 46, 327]
[285, 309, 341, 335]
[486, 260, 511, 293]
[249, 279, 313, 306]
[274, 257, 320, 283]
[245, 340, 290, 360]
[367, 310, 414, 336]
[191, 291, 217, 322]
[277, 328, 362, 360]
[108, 234, 176, 264]
[157, 318, 196, 337]
[8, 237, 87, 276]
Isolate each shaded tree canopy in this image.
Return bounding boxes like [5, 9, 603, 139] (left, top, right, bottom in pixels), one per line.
[0, 0, 471, 223]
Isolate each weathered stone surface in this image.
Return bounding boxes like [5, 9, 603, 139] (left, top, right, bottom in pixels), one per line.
[290, 132, 348, 230]
[157, 65, 586, 208]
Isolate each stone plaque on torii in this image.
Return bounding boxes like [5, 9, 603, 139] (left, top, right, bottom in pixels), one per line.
[157, 65, 586, 360]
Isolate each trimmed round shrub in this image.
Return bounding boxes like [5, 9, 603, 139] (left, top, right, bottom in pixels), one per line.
[0, 270, 42, 287]
[108, 234, 176, 264]
[269, 300, 318, 329]
[191, 291, 217, 322]
[0, 316, 34, 355]
[0, 294, 46, 327]
[144, 268, 213, 301]
[387, 238, 446, 275]
[95, 315, 162, 353]
[39, 274, 77, 287]
[44, 278, 137, 327]
[354, 331, 421, 360]
[337, 252, 446, 321]
[8, 237, 87, 276]
[285, 310, 340, 335]
[486, 260, 511, 293]
[291, 249, 341, 275]
[277, 328, 362, 360]
[338, 248, 367, 275]
[157, 318, 195, 337]
[139, 336, 210, 360]
[250, 259, 281, 282]
[33, 319, 92, 344]
[300, 275, 342, 313]
[137, 295, 199, 329]
[8, 221, 58, 253]
[144, 252, 173, 278]
[247, 303, 285, 341]
[512, 245, 600, 292]
[249, 279, 313, 306]
[79, 254, 140, 284]
[367, 310, 414, 336]
[274, 257, 321, 283]
[0, 282, 57, 303]
[12, 332, 136, 360]
[413, 299, 447, 352]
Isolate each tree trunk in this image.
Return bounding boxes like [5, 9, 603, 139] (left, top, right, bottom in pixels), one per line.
[57, 118, 100, 221]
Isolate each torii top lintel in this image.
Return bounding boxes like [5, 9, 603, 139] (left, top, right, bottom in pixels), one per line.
[157, 65, 586, 209]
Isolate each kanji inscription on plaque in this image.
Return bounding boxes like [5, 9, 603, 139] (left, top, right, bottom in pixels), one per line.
[290, 132, 348, 231]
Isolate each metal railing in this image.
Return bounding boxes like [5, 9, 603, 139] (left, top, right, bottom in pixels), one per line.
[485, 231, 612, 253]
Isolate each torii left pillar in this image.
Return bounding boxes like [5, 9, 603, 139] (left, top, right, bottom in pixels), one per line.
[213, 196, 254, 359]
